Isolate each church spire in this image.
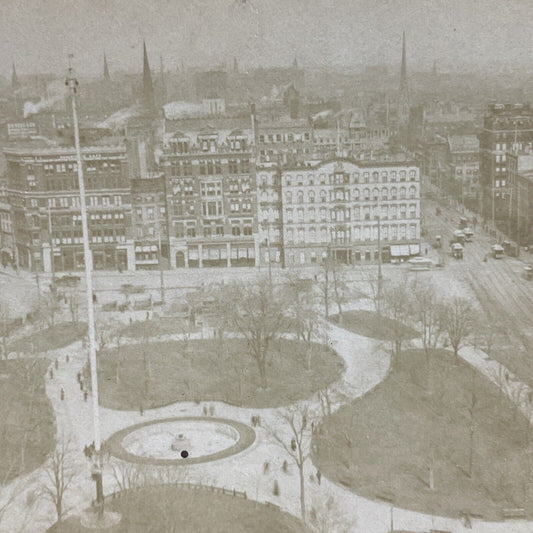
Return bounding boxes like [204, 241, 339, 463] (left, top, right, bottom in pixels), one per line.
[103, 53, 110, 81]
[142, 40, 155, 115]
[11, 62, 19, 90]
[398, 31, 409, 126]
[159, 55, 167, 104]
[400, 31, 407, 92]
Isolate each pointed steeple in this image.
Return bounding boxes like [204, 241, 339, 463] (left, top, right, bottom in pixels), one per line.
[142, 40, 155, 115]
[400, 31, 407, 92]
[398, 31, 409, 126]
[159, 55, 167, 104]
[103, 53, 110, 81]
[11, 62, 19, 90]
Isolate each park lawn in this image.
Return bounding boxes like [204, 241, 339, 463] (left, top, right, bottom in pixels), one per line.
[0, 359, 55, 483]
[9, 322, 87, 354]
[329, 310, 418, 341]
[89, 338, 344, 409]
[119, 317, 199, 339]
[312, 348, 533, 520]
[49, 486, 311, 533]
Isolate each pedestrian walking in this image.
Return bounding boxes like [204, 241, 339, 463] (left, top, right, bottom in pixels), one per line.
[60, 388, 65, 401]
[251, 415, 256, 427]
[316, 469, 322, 485]
[66, 354, 69, 363]
[139, 405, 144, 416]
[49, 368, 54, 379]
[77, 371, 81, 383]
[263, 461, 270, 474]
[203, 405, 208, 416]
[54, 359, 59, 370]
[84, 390, 88, 402]
[256, 414, 261, 426]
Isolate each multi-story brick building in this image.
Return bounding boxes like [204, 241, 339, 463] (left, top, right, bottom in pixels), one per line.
[479, 103, 533, 225]
[258, 157, 421, 266]
[4, 142, 134, 272]
[508, 147, 533, 245]
[159, 127, 258, 268]
[130, 173, 170, 270]
[0, 177, 15, 266]
[447, 135, 480, 209]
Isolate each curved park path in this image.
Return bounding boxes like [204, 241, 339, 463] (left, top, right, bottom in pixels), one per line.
[1, 304, 533, 533]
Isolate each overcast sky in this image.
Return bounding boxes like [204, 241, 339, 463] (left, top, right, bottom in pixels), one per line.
[1, 0, 532, 78]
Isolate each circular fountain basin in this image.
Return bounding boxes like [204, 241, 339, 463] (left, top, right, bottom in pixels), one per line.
[106, 417, 255, 466]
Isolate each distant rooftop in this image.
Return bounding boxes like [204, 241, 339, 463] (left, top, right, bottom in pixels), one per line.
[448, 135, 479, 152]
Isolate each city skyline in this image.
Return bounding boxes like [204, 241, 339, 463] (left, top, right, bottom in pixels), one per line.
[2, 0, 533, 78]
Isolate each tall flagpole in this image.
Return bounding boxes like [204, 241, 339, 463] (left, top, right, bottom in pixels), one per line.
[66, 56, 104, 515]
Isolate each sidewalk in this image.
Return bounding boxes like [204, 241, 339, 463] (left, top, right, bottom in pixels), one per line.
[2, 305, 533, 532]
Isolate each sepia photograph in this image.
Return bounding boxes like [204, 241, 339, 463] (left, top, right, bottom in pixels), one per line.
[1, 0, 533, 531]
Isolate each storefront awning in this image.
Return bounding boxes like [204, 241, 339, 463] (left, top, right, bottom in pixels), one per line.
[390, 245, 411, 257]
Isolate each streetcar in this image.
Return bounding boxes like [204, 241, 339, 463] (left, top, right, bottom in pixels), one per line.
[451, 243, 464, 259]
[491, 244, 504, 259]
[408, 256, 433, 271]
[463, 227, 474, 242]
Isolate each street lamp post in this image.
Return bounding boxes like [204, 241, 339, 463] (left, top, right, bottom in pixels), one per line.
[265, 235, 272, 289]
[376, 212, 382, 315]
[66, 57, 104, 517]
[158, 230, 165, 305]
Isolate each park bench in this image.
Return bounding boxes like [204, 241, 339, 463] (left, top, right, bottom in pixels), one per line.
[502, 508, 526, 520]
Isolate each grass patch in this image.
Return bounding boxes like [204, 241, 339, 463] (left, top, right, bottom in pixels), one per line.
[329, 310, 418, 341]
[119, 318, 199, 339]
[0, 359, 55, 483]
[49, 485, 310, 532]
[89, 338, 344, 409]
[9, 322, 87, 354]
[313, 348, 533, 520]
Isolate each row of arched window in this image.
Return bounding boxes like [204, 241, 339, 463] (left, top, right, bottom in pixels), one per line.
[283, 186, 418, 204]
[281, 169, 418, 187]
[285, 223, 419, 244]
[284, 204, 418, 222]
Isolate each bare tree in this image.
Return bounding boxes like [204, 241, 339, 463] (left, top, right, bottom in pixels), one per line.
[0, 302, 14, 360]
[0, 457, 36, 533]
[16, 359, 42, 473]
[317, 386, 334, 417]
[441, 297, 474, 363]
[67, 289, 81, 323]
[309, 494, 356, 533]
[285, 274, 320, 371]
[40, 438, 76, 524]
[217, 278, 287, 389]
[267, 403, 313, 521]
[110, 461, 148, 491]
[412, 281, 442, 390]
[39, 292, 61, 327]
[318, 259, 349, 322]
[381, 278, 414, 358]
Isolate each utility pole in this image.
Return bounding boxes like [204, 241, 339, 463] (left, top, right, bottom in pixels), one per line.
[264, 235, 272, 290]
[48, 204, 56, 285]
[66, 56, 104, 518]
[376, 210, 382, 315]
[492, 187, 496, 228]
[158, 230, 165, 305]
